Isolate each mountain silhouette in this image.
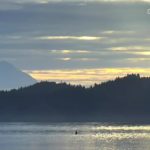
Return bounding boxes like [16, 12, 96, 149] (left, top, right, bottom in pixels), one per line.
[0, 74, 150, 123]
[0, 61, 36, 90]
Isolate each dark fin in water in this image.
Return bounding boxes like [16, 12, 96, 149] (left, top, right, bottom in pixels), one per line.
[75, 130, 78, 135]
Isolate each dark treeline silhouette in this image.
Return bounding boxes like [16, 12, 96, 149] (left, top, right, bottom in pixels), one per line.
[1, 74, 150, 123]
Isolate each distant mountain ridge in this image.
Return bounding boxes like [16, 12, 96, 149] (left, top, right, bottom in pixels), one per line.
[0, 61, 36, 90]
[0, 74, 150, 123]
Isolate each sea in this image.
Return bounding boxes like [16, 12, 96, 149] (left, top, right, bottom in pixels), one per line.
[0, 122, 150, 150]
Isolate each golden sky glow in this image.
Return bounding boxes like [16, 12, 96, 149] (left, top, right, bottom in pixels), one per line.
[24, 68, 150, 86]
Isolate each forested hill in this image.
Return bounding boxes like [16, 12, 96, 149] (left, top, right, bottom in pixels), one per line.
[1, 74, 150, 122]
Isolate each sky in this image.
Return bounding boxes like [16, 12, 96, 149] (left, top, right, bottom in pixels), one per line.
[1, 0, 150, 85]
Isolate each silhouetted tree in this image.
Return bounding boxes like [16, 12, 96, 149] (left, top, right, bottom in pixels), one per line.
[0, 74, 150, 122]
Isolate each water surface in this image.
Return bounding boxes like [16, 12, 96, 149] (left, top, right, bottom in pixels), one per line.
[1, 122, 150, 150]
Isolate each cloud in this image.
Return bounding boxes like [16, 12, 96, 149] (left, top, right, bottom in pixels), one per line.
[78, 58, 98, 61]
[0, 0, 49, 4]
[109, 46, 150, 51]
[102, 30, 135, 35]
[4, 0, 150, 4]
[127, 58, 150, 63]
[58, 57, 71, 61]
[0, 2, 22, 10]
[35, 36, 104, 41]
[128, 51, 150, 56]
[57, 57, 98, 62]
[50, 50, 91, 54]
[0, 0, 150, 82]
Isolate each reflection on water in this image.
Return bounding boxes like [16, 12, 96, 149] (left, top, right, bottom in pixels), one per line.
[0, 122, 150, 150]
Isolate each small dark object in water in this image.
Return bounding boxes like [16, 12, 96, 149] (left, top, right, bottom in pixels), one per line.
[75, 130, 78, 135]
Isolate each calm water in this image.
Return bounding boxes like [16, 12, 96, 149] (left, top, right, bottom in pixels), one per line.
[1, 122, 150, 150]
